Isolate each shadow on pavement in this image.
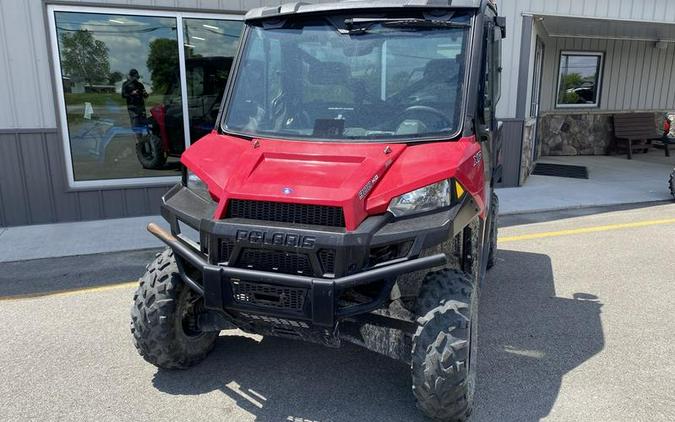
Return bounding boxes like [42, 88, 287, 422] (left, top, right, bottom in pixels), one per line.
[0, 249, 160, 297]
[474, 249, 604, 421]
[152, 249, 604, 421]
[499, 200, 672, 228]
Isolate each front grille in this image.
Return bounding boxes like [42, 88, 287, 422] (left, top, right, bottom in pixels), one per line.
[219, 239, 235, 263]
[235, 249, 312, 275]
[227, 199, 345, 227]
[318, 249, 336, 274]
[232, 281, 306, 311]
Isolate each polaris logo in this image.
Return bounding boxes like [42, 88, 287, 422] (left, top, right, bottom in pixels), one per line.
[235, 230, 316, 249]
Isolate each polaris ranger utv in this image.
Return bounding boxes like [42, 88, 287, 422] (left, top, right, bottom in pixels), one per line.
[131, 1, 505, 419]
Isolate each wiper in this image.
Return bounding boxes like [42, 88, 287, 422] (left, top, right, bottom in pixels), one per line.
[341, 18, 470, 34]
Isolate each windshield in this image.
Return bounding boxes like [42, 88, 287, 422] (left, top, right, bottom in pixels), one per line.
[223, 14, 470, 141]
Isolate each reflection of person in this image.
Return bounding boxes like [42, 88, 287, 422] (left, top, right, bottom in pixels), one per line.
[121, 69, 148, 129]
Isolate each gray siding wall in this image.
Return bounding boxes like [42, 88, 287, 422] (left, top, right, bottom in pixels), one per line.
[0, 129, 169, 227]
[497, 119, 523, 188]
[539, 37, 675, 113]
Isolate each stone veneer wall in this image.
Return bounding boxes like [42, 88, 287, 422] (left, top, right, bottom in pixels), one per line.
[537, 111, 667, 157]
[538, 113, 615, 156]
[520, 118, 536, 185]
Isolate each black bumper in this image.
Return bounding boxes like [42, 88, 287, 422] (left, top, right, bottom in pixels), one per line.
[155, 184, 479, 328]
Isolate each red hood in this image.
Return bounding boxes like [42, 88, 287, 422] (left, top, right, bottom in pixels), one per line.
[182, 132, 484, 231]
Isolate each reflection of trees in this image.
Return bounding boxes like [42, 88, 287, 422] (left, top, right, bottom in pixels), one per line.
[559, 72, 584, 104]
[147, 38, 179, 95]
[60, 30, 111, 87]
[108, 71, 123, 85]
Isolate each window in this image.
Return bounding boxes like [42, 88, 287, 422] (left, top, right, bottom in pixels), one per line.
[48, 6, 242, 188]
[224, 17, 469, 141]
[556, 52, 603, 108]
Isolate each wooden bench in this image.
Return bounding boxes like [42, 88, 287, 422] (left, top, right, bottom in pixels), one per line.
[612, 113, 663, 159]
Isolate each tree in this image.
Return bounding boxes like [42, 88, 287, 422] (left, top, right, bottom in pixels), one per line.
[146, 38, 179, 95]
[108, 71, 124, 85]
[60, 30, 110, 86]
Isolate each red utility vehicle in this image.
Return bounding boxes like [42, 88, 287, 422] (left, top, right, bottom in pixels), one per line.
[131, 1, 505, 420]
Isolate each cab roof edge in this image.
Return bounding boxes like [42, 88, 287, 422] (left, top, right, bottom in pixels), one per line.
[245, 0, 483, 22]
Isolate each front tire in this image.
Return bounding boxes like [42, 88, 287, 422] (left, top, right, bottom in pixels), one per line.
[412, 269, 476, 421]
[130, 248, 217, 369]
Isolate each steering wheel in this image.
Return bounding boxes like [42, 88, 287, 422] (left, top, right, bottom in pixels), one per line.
[398, 105, 452, 129]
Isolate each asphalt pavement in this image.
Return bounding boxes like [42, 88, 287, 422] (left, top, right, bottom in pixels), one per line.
[0, 202, 674, 421]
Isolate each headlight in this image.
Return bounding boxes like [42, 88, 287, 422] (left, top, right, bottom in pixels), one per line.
[387, 179, 454, 217]
[186, 170, 207, 191]
[185, 170, 212, 201]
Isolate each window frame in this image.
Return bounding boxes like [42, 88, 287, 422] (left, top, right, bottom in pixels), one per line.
[46, 4, 243, 190]
[555, 50, 604, 109]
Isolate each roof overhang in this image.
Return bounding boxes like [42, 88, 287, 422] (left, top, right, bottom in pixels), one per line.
[537, 14, 675, 43]
[245, 0, 483, 22]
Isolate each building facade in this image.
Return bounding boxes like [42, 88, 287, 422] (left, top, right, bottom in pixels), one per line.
[0, 0, 673, 227]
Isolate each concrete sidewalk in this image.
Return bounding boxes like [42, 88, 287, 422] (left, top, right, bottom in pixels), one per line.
[499, 151, 674, 215]
[0, 216, 166, 263]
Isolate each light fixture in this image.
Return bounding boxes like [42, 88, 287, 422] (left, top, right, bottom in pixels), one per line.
[192, 36, 205, 41]
[109, 19, 125, 24]
[184, 43, 196, 48]
[202, 24, 219, 30]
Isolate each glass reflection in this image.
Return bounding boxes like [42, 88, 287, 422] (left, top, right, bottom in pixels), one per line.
[183, 18, 243, 143]
[55, 12, 182, 180]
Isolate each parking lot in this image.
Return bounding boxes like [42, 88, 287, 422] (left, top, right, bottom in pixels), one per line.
[1, 203, 674, 421]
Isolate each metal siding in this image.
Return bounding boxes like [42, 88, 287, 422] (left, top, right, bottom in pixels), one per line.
[124, 188, 150, 216]
[497, 120, 523, 188]
[0, 0, 56, 129]
[101, 189, 126, 219]
[665, 44, 675, 110]
[76, 191, 103, 221]
[18, 133, 56, 224]
[0, 129, 172, 227]
[515, 15, 533, 118]
[0, 134, 31, 226]
[44, 131, 81, 222]
[537, 35, 675, 112]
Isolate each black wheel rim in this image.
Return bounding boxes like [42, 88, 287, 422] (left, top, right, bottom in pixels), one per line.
[179, 288, 205, 338]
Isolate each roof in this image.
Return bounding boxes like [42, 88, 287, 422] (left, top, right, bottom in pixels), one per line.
[245, 0, 484, 22]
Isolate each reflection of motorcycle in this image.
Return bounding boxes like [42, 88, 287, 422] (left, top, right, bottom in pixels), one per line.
[670, 169, 675, 199]
[136, 56, 233, 169]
